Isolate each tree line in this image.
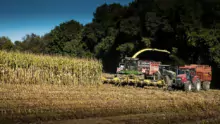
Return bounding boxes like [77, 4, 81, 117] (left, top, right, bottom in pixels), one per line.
[1, 0, 220, 88]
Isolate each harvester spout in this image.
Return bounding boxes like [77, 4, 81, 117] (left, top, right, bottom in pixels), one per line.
[132, 48, 171, 59]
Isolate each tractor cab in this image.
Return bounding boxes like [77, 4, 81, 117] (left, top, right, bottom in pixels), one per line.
[177, 66, 197, 81]
[177, 69, 191, 81]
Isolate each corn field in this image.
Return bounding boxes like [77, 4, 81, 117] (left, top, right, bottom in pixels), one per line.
[0, 51, 102, 85]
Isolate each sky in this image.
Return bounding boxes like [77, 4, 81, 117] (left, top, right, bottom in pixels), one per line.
[0, 0, 133, 42]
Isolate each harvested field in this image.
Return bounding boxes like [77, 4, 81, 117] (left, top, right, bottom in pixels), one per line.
[0, 83, 220, 124]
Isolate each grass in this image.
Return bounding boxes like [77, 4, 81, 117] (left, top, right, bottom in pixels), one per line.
[0, 83, 220, 123]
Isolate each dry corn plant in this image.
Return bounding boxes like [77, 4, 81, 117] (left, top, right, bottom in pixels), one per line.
[0, 51, 102, 85]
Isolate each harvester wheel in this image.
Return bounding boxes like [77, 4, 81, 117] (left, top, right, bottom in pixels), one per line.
[184, 82, 192, 92]
[202, 81, 210, 91]
[193, 80, 201, 92]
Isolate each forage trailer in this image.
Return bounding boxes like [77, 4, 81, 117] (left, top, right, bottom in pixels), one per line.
[169, 64, 212, 91]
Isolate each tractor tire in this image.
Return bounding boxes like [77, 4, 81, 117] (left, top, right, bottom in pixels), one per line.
[202, 81, 210, 91]
[184, 82, 192, 92]
[193, 80, 201, 92]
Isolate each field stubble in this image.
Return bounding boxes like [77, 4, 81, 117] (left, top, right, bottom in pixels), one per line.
[0, 83, 220, 123]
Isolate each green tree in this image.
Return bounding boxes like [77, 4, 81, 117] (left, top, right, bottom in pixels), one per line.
[18, 33, 45, 53]
[45, 20, 91, 57]
[0, 36, 14, 51]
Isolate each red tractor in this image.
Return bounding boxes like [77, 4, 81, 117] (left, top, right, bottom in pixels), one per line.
[170, 64, 212, 91]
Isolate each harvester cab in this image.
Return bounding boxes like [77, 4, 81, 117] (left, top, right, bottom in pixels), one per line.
[116, 57, 141, 75]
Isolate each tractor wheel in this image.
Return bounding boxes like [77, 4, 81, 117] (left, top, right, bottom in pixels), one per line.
[193, 80, 201, 92]
[184, 82, 192, 91]
[202, 81, 210, 91]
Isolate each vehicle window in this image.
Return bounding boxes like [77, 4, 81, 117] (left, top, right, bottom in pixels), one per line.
[178, 70, 185, 74]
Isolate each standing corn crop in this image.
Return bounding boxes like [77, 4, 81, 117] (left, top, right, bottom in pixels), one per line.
[0, 51, 102, 85]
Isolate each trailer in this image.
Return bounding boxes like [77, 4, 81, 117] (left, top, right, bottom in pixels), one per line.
[171, 64, 212, 91]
